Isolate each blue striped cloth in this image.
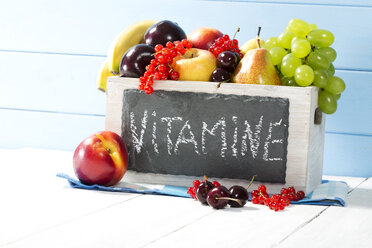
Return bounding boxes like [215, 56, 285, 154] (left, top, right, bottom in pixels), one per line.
[57, 173, 348, 206]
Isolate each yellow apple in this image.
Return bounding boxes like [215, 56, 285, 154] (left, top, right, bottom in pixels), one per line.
[171, 48, 217, 81]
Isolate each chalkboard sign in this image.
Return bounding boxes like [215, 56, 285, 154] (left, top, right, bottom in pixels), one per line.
[121, 89, 289, 183]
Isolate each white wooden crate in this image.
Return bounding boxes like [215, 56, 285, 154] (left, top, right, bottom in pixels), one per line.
[105, 77, 325, 194]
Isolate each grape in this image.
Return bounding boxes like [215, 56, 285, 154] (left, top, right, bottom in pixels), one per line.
[270, 47, 287, 65]
[278, 31, 295, 49]
[281, 76, 299, 86]
[324, 76, 345, 94]
[327, 63, 335, 76]
[318, 90, 337, 114]
[265, 37, 279, 47]
[315, 47, 337, 62]
[307, 29, 335, 47]
[309, 23, 318, 31]
[313, 70, 329, 88]
[294, 65, 314, 86]
[291, 38, 311, 58]
[287, 18, 310, 37]
[281, 53, 302, 77]
[262, 37, 278, 51]
[306, 51, 330, 70]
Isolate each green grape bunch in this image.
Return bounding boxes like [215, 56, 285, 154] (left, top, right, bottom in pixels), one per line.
[264, 18, 346, 115]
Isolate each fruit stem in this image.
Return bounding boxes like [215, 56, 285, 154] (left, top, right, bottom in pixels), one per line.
[246, 174, 258, 190]
[231, 27, 240, 50]
[259, 192, 268, 199]
[256, 26, 262, 48]
[216, 79, 230, 88]
[216, 197, 242, 206]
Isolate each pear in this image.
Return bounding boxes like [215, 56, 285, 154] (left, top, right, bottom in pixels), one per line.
[240, 37, 265, 55]
[232, 48, 281, 85]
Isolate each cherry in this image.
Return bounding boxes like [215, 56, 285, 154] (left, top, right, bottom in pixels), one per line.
[196, 179, 214, 205]
[228, 185, 249, 207]
[217, 51, 238, 72]
[207, 186, 242, 209]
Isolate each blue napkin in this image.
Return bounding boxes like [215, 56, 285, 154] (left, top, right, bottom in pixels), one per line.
[57, 173, 348, 206]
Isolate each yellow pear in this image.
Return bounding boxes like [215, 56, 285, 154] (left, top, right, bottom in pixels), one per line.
[232, 48, 281, 85]
[240, 38, 265, 55]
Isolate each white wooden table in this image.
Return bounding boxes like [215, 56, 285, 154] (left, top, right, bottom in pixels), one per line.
[1, 148, 371, 248]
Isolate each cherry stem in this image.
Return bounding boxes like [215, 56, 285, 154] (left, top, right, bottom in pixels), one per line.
[246, 174, 258, 190]
[216, 197, 242, 206]
[256, 26, 262, 48]
[216, 79, 230, 88]
[230, 27, 240, 50]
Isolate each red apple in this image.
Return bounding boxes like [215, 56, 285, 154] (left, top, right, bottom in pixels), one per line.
[188, 27, 223, 50]
[73, 131, 128, 186]
[171, 48, 217, 81]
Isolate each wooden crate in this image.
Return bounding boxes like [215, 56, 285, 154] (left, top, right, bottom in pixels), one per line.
[105, 77, 325, 194]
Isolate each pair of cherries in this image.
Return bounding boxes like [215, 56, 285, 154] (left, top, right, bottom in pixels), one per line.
[188, 176, 250, 209]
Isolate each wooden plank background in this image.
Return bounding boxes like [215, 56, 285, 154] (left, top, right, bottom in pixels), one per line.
[0, 0, 371, 177]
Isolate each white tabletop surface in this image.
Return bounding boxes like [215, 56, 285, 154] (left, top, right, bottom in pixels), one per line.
[1, 148, 371, 248]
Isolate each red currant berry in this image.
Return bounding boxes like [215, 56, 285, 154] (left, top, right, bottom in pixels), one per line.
[166, 41, 174, 49]
[147, 78, 154, 85]
[222, 43, 230, 51]
[251, 190, 259, 198]
[212, 181, 221, 187]
[144, 71, 152, 78]
[170, 70, 179, 80]
[158, 64, 167, 73]
[138, 84, 145, 90]
[157, 55, 167, 64]
[139, 76, 147, 84]
[193, 180, 201, 187]
[251, 197, 259, 204]
[297, 190, 305, 200]
[175, 43, 183, 51]
[154, 72, 162, 80]
[151, 59, 158, 66]
[146, 64, 155, 73]
[258, 184, 267, 193]
[288, 186, 296, 194]
[281, 188, 288, 195]
[145, 86, 154, 95]
[181, 39, 189, 47]
[154, 44, 163, 52]
[287, 193, 295, 201]
[170, 49, 178, 57]
[223, 34, 230, 41]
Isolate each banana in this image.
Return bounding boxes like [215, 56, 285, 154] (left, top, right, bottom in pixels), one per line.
[107, 20, 157, 75]
[97, 60, 114, 92]
[240, 37, 265, 55]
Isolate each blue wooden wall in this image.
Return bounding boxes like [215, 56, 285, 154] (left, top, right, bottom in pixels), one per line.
[0, 0, 371, 177]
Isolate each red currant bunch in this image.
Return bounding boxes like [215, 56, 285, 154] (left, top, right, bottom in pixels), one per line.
[209, 34, 244, 59]
[187, 179, 201, 200]
[139, 39, 193, 95]
[251, 185, 305, 211]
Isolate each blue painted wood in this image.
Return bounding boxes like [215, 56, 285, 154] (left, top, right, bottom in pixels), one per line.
[207, 0, 372, 7]
[323, 132, 372, 177]
[0, 51, 106, 115]
[0, 109, 105, 151]
[325, 70, 372, 136]
[1, 108, 371, 176]
[1, 51, 370, 135]
[0, 0, 371, 71]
